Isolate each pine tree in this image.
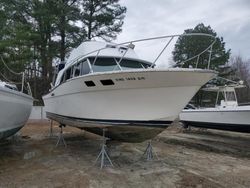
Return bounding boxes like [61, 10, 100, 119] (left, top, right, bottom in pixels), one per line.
[81, 0, 126, 41]
[172, 23, 231, 70]
[53, 0, 84, 62]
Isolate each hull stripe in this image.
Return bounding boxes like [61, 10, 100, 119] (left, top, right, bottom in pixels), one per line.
[181, 121, 250, 133]
[46, 112, 171, 128]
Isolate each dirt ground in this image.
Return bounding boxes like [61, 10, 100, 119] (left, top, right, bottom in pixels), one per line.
[1, 120, 250, 188]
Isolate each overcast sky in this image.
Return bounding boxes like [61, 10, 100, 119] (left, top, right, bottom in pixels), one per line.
[115, 0, 250, 66]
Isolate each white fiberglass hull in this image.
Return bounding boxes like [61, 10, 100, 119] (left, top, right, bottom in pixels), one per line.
[0, 87, 33, 140]
[180, 106, 250, 133]
[43, 68, 215, 142]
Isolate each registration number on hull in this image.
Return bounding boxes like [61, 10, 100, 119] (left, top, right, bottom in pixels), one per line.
[115, 77, 145, 82]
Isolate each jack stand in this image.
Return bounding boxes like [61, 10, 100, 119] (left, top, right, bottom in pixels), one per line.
[198, 128, 207, 131]
[142, 140, 158, 161]
[56, 124, 67, 147]
[81, 128, 85, 135]
[95, 128, 113, 169]
[11, 132, 21, 144]
[48, 120, 54, 137]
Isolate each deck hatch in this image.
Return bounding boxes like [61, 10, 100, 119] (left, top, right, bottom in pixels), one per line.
[100, 79, 114, 86]
[85, 81, 96, 87]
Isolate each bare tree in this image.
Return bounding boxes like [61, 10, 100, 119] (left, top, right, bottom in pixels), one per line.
[229, 55, 250, 104]
[230, 55, 250, 85]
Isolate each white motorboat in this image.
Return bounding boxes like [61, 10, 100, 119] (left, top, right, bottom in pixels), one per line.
[179, 84, 250, 133]
[43, 34, 216, 142]
[0, 81, 33, 140]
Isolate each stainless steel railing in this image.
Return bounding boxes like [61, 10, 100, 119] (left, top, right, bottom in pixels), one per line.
[66, 33, 216, 70]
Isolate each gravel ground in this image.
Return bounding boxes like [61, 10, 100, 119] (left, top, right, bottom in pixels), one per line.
[1, 120, 250, 188]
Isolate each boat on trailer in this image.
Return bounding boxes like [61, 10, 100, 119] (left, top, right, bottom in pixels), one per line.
[179, 84, 250, 133]
[43, 34, 216, 142]
[0, 80, 33, 140]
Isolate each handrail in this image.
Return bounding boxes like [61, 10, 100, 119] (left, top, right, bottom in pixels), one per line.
[0, 55, 23, 75]
[65, 33, 216, 70]
[207, 44, 213, 69]
[92, 50, 100, 66]
[152, 36, 174, 67]
[180, 40, 216, 68]
[21, 72, 25, 92]
[0, 55, 32, 95]
[216, 76, 242, 85]
[0, 72, 22, 84]
[117, 47, 130, 67]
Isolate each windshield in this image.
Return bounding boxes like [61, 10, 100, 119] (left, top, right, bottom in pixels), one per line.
[89, 57, 120, 72]
[225, 91, 236, 101]
[88, 57, 151, 72]
[119, 59, 150, 70]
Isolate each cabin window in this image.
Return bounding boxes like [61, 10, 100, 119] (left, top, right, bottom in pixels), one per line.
[85, 81, 95, 87]
[65, 68, 72, 80]
[73, 63, 81, 77]
[100, 79, 114, 86]
[89, 57, 119, 72]
[81, 60, 91, 75]
[119, 59, 150, 70]
[225, 91, 236, 101]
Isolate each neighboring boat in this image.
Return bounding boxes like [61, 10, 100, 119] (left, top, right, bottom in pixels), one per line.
[43, 34, 216, 142]
[179, 84, 250, 133]
[0, 81, 33, 140]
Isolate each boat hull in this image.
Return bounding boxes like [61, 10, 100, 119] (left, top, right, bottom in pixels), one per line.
[47, 112, 170, 142]
[0, 87, 33, 140]
[43, 69, 215, 142]
[180, 107, 250, 133]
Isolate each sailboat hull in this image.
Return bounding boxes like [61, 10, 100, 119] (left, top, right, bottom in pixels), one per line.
[0, 87, 33, 140]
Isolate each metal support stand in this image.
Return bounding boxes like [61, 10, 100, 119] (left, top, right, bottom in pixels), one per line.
[48, 120, 54, 137]
[185, 126, 192, 132]
[198, 128, 207, 131]
[143, 140, 158, 161]
[95, 128, 113, 169]
[182, 122, 191, 132]
[11, 132, 21, 144]
[56, 124, 67, 147]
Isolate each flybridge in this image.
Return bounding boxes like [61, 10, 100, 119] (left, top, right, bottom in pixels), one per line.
[65, 41, 140, 67]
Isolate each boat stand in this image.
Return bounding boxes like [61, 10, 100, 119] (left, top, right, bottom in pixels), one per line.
[56, 124, 67, 147]
[142, 140, 158, 161]
[48, 120, 54, 137]
[11, 132, 21, 144]
[95, 128, 113, 169]
[182, 123, 191, 132]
